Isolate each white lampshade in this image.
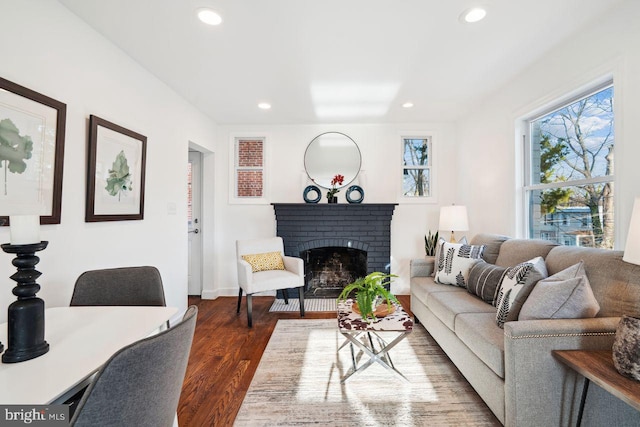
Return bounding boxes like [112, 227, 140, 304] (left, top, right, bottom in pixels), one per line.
[440, 205, 469, 242]
[439, 205, 469, 232]
[623, 197, 640, 265]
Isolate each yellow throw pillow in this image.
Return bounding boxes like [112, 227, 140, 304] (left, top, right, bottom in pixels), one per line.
[242, 251, 285, 272]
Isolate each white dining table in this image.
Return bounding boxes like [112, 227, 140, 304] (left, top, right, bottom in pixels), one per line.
[0, 306, 178, 404]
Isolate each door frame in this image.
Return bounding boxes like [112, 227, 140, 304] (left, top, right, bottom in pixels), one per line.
[188, 150, 203, 296]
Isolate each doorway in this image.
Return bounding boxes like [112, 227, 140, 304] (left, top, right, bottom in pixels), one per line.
[188, 150, 203, 295]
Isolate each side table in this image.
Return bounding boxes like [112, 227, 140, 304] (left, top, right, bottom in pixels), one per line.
[553, 350, 640, 427]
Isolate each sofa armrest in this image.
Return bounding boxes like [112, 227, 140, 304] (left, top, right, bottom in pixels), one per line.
[410, 258, 435, 278]
[504, 317, 621, 427]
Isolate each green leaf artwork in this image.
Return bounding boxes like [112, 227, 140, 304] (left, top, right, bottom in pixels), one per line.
[0, 118, 34, 196]
[105, 150, 133, 201]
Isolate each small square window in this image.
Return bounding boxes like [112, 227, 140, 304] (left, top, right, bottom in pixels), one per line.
[402, 137, 431, 198]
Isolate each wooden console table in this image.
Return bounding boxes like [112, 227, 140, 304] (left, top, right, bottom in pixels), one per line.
[553, 350, 640, 426]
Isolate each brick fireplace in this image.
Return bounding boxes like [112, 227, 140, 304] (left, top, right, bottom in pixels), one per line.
[272, 203, 397, 297]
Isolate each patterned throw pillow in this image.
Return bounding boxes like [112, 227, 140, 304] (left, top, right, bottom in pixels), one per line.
[466, 260, 507, 304]
[519, 261, 600, 320]
[434, 241, 485, 287]
[242, 251, 285, 272]
[495, 257, 547, 328]
[431, 236, 468, 277]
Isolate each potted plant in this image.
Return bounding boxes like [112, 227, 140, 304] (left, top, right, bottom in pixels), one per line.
[337, 272, 399, 321]
[423, 230, 439, 275]
[326, 174, 344, 203]
[425, 230, 439, 257]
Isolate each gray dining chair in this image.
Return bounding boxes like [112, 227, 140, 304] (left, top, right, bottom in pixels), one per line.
[70, 266, 166, 307]
[69, 305, 197, 427]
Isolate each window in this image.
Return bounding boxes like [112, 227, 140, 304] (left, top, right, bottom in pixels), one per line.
[524, 83, 614, 249]
[402, 136, 431, 198]
[234, 137, 264, 198]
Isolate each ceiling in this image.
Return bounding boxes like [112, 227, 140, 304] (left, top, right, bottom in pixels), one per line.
[58, 0, 623, 125]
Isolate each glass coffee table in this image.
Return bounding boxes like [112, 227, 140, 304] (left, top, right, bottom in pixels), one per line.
[337, 299, 414, 383]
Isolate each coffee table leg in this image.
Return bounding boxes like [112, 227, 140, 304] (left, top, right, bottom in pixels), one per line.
[370, 331, 395, 369]
[340, 331, 409, 383]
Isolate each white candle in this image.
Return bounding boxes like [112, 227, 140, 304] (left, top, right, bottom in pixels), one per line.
[9, 215, 41, 245]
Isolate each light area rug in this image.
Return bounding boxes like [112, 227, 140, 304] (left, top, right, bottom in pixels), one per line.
[234, 319, 499, 426]
[269, 298, 337, 312]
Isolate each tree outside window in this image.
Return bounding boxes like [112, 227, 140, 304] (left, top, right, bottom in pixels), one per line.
[526, 85, 614, 249]
[402, 137, 431, 197]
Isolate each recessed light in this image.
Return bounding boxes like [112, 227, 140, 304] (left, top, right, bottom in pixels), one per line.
[460, 7, 487, 23]
[258, 102, 271, 110]
[197, 8, 222, 26]
[402, 102, 414, 108]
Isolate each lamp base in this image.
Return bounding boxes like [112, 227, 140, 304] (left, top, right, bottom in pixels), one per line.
[612, 315, 640, 381]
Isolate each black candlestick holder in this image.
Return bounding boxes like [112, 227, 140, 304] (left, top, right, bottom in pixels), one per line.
[1, 241, 49, 363]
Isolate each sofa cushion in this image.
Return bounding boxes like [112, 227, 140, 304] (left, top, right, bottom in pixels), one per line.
[470, 233, 510, 265]
[495, 257, 547, 328]
[410, 276, 466, 309]
[494, 238, 557, 268]
[455, 312, 505, 378]
[434, 241, 485, 286]
[519, 261, 600, 320]
[428, 291, 496, 330]
[546, 246, 640, 318]
[467, 260, 507, 304]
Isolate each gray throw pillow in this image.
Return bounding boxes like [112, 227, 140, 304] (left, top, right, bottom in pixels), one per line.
[495, 257, 547, 328]
[466, 260, 507, 304]
[519, 261, 600, 320]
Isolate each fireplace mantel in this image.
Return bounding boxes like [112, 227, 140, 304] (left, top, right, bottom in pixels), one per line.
[272, 203, 397, 274]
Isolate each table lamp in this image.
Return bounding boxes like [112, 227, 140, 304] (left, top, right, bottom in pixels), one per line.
[613, 197, 640, 380]
[439, 205, 469, 242]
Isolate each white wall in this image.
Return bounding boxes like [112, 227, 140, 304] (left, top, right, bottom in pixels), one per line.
[456, 0, 640, 249]
[0, 0, 217, 322]
[208, 123, 458, 297]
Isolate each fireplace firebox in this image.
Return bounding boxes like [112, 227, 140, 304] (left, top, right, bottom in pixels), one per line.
[302, 246, 367, 298]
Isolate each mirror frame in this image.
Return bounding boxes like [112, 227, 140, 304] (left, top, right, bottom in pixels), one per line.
[304, 132, 362, 189]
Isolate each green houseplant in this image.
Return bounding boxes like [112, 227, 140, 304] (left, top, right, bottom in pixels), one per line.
[337, 272, 399, 321]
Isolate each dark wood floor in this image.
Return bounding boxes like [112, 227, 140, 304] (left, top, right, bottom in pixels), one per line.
[177, 294, 412, 427]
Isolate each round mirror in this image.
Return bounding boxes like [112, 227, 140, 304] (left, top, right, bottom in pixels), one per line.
[304, 132, 361, 189]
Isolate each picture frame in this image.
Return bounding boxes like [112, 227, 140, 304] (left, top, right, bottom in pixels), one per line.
[0, 76, 66, 225]
[86, 115, 146, 222]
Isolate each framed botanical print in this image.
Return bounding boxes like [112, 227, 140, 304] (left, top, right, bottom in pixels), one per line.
[0, 76, 66, 224]
[86, 115, 146, 222]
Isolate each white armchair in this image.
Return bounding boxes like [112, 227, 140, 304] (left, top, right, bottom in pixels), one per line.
[236, 237, 305, 327]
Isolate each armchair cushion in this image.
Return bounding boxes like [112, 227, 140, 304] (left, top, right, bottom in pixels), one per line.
[242, 251, 285, 272]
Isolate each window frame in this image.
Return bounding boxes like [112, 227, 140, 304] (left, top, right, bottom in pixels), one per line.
[521, 80, 615, 247]
[228, 133, 270, 205]
[399, 133, 437, 204]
